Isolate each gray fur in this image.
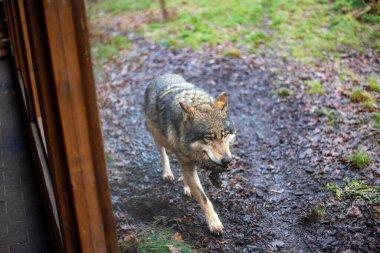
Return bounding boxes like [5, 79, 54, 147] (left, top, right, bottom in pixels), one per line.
[143, 74, 236, 234]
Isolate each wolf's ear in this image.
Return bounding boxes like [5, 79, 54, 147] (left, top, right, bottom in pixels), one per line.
[179, 102, 196, 115]
[214, 92, 228, 111]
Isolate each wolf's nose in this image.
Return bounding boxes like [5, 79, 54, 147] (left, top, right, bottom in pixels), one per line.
[221, 157, 232, 166]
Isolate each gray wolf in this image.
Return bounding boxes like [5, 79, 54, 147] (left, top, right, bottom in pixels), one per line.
[144, 74, 236, 234]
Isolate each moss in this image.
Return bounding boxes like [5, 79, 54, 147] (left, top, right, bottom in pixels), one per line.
[274, 88, 294, 96]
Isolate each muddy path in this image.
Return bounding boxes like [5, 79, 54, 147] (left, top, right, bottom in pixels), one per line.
[97, 37, 379, 252]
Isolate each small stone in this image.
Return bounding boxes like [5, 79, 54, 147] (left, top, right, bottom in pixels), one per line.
[346, 205, 362, 217]
[271, 240, 285, 249]
[304, 167, 314, 173]
[322, 236, 336, 250]
[256, 189, 264, 198]
[341, 250, 358, 253]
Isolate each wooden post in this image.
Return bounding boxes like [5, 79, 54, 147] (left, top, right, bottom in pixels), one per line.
[3, 0, 119, 252]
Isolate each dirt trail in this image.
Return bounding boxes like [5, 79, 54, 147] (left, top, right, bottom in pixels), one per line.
[97, 37, 379, 252]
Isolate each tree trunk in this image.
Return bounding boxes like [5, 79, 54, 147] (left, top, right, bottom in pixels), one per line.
[159, 0, 169, 22]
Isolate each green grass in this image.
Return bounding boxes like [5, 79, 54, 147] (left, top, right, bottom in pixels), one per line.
[326, 178, 380, 204]
[89, 0, 380, 60]
[92, 35, 131, 62]
[137, 227, 196, 253]
[368, 76, 380, 93]
[374, 112, 380, 128]
[145, 0, 265, 49]
[308, 80, 325, 94]
[333, 0, 380, 25]
[348, 151, 372, 168]
[315, 107, 341, 124]
[349, 87, 376, 109]
[274, 88, 294, 96]
[265, 0, 379, 60]
[89, 0, 155, 16]
[315, 107, 333, 118]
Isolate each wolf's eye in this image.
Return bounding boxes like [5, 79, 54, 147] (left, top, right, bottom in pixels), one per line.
[222, 131, 229, 138]
[204, 135, 214, 141]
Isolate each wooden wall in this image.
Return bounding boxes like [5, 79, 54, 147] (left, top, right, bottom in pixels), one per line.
[3, 1, 118, 252]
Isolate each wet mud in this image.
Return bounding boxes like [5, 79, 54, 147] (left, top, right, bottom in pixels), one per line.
[97, 37, 379, 252]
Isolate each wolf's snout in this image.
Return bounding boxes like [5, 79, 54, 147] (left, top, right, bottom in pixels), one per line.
[221, 157, 232, 166]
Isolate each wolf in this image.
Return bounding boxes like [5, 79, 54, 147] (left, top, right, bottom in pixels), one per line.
[144, 74, 236, 234]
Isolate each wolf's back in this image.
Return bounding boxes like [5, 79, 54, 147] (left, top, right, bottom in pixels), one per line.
[144, 74, 212, 137]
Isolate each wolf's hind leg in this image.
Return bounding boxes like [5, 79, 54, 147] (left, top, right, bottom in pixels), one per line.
[159, 146, 175, 182]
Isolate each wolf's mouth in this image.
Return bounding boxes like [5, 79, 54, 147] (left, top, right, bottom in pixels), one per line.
[202, 151, 229, 169]
[200, 158, 228, 172]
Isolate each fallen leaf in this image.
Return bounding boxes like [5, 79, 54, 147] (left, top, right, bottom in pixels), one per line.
[175, 217, 193, 223]
[172, 232, 183, 242]
[346, 205, 362, 217]
[167, 245, 181, 253]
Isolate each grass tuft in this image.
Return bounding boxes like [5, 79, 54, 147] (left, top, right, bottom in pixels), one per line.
[368, 76, 380, 93]
[350, 87, 373, 103]
[363, 100, 377, 109]
[308, 80, 325, 94]
[315, 107, 333, 118]
[120, 226, 196, 253]
[326, 178, 380, 204]
[300, 203, 327, 224]
[222, 48, 243, 58]
[348, 151, 372, 168]
[349, 87, 376, 109]
[274, 88, 294, 96]
[137, 227, 195, 253]
[374, 112, 380, 128]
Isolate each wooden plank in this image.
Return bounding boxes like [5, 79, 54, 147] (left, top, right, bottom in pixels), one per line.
[4, 1, 118, 252]
[70, 2, 119, 252]
[17, 0, 42, 120]
[42, 1, 108, 251]
[30, 122, 63, 248]
[16, 71, 28, 113]
[23, 0, 80, 252]
[7, 0, 35, 120]
[40, 0, 117, 252]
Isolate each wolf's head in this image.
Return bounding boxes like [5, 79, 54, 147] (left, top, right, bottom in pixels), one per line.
[180, 92, 236, 167]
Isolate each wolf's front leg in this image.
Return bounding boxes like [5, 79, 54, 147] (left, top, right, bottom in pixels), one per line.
[182, 168, 224, 234]
[158, 146, 175, 182]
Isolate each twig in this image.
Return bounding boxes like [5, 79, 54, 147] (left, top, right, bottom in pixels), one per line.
[350, 5, 372, 19]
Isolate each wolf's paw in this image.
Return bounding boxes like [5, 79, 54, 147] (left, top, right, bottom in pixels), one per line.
[183, 186, 192, 197]
[163, 173, 175, 182]
[207, 216, 224, 235]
